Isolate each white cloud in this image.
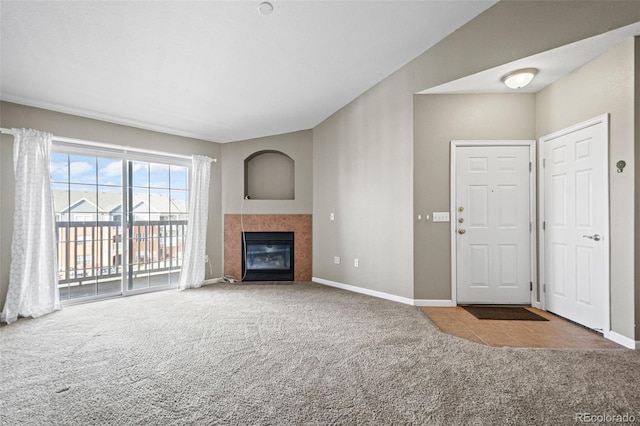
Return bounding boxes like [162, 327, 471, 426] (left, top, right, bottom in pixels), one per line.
[50, 161, 68, 178]
[69, 161, 94, 178]
[99, 160, 123, 177]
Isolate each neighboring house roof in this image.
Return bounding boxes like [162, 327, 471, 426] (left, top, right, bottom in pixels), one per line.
[131, 200, 158, 214]
[59, 197, 103, 214]
[54, 190, 187, 216]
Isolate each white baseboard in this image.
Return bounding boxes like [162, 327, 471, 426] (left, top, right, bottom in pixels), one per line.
[312, 277, 454, 307]
[604, 330, 639, 349]
[312, 277, 415, 306]
[202, 278, 225, 285]
[413, 299, 456, 307]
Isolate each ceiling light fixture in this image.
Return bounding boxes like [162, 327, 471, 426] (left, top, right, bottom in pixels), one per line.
[501, 68, 538, 89]
[258, 2, 274, 16]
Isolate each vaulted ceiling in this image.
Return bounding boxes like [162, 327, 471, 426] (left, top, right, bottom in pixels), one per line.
[0, 1, 495, 142]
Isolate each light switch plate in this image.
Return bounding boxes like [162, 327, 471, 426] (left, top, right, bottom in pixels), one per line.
[433, 212, 450, 222]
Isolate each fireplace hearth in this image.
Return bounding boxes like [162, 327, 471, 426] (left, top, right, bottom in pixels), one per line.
[242, 232, 294, 281]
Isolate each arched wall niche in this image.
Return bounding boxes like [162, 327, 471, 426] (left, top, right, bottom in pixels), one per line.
[244, 150, 295, 200]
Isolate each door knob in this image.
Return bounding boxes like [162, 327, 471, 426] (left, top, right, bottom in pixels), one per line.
[458, 228, 466, 235]
[582, 234, 601, 241]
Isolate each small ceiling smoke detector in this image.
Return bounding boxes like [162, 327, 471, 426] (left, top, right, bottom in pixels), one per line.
[258, 2, 274, 16]
[501, 68, 538, 89]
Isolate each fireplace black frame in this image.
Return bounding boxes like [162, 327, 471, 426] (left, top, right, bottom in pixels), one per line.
[242, 231, 294, 281]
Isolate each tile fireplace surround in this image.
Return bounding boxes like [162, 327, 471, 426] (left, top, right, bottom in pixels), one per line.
[224, 214, 312, 281]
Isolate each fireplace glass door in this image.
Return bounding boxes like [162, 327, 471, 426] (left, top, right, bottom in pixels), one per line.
[246, 244, 291, 270]
[242, 232, 294, 281]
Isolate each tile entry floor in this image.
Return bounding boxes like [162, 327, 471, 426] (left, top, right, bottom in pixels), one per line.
[421, 306, 622, 349]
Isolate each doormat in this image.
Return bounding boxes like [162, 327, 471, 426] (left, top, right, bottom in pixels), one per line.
[462, 306, 549, 321]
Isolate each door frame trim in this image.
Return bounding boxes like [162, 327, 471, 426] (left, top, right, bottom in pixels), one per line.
[450, 140, 537, 306]
[538, 114, 610, 332]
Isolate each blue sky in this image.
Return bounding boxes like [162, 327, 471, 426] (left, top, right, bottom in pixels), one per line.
[50, 154, 188, 192]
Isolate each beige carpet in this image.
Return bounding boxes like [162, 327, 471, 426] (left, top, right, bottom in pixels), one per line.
[1, 282, 639, 425]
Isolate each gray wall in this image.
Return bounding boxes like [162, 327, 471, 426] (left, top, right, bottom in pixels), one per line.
[246, 152, 295, 200]
[0, 101, 223, 308]
[312, 1, 640, 300]
[536, 39, 637, 340]
[313, 76, 414, 297]
[221, 130, 313, 215]
[413, 94, 536, 300]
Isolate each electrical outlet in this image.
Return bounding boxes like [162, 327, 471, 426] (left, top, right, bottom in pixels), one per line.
[354, 258, 359, 267]
[204, 254, 210, 263]
[330, 212, 335, 221]
[333, 256, 341, 264]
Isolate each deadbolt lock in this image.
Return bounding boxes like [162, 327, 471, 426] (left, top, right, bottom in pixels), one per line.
[458, 228, 466, 234]
[458, 218, 464, 223]
[458, 206, 464, 212]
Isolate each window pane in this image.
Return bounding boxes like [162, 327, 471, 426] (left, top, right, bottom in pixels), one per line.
[53, 153, 123, 302]
[53, 182, 70, 219]
[98, 158, 122, 186]
[97, 185, 122, 221]
[150, 188, 171, 218]
[149, 163, 170, 189]
[65, 184, 96, 226]
[69, 155, 97, 185]
[170, 165, 188, 190]
[51, 153, 69, 183]
[130, 186, 151, 221]
[130, 161, 149, 187]
[170, 190, 188, 219]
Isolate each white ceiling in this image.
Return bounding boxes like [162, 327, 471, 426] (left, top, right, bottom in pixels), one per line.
[0, 0, 496, 143]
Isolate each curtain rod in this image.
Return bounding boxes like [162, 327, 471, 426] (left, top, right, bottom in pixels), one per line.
[0, 127, 217, 162]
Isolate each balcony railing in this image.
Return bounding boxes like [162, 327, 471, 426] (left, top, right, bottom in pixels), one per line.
[56, 220, 187, 286]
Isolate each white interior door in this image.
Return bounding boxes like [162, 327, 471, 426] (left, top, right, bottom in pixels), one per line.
[454, 143, 532, 304]
[541, 116, 609, 331]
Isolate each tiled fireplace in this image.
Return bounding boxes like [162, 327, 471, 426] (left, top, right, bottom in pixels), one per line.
[224, 214, 312, 281]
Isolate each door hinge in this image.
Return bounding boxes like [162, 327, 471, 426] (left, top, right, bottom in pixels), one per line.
[543, 221, 546, 230]
[529, 222, 532, 233]
[542, 158, 546, 168]
[529, 162, 532, 172]
[530, 282, 533, 291]
[543, 284, 546, 293]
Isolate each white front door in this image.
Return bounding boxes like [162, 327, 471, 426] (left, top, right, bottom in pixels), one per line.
[541, 115, 609, 331]
[454, 143, 532, 304]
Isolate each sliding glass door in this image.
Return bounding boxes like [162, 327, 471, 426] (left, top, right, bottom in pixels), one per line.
[52, 153, 124, 301]
[51, 150, 189, 303]
[127, 160, 188, 291]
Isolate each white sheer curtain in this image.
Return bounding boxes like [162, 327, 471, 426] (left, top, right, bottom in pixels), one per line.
[1, 129, 60, 324]
[179, 155, 214, 290]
